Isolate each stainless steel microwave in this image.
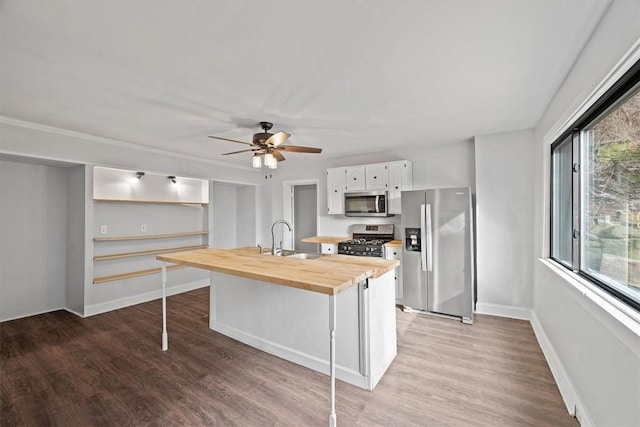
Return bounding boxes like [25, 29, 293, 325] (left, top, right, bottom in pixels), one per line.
[344, 191, 393, 217]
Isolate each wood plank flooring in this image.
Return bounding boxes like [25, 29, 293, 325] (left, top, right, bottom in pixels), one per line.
[1, 288, 577, 426]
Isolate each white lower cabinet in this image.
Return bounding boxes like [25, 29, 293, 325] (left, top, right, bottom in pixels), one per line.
[320, 243, 337, 255]
[385, 245, 403, 303]
[209, 270, 397, 390]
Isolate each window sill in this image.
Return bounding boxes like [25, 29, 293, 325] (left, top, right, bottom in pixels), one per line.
[539, 258, 640, 337]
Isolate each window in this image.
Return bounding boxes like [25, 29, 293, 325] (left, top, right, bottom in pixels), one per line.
[551, 135, 573, 266]
[551, 61, 640, 311]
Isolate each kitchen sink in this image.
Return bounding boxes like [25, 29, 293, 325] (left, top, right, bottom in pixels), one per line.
[265, 249, 325, 259]
[286, 252, 324, 260]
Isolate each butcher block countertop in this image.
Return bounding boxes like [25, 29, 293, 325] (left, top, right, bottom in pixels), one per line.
[301, 236, 349, 244]
[157, 247, 398, 296]
[384, 240, 402, 248]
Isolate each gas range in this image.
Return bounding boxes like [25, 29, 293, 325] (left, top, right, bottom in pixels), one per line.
[337, 224, 394, 257]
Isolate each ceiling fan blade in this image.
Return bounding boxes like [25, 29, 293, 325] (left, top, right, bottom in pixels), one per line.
[208, 135, 253, 146]
[272, 150, 286, 162]
[266, 131, 291, 147]
[280, 145, 322, 153]
[222, 149, 258, 155]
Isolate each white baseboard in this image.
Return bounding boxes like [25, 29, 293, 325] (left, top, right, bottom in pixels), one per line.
[64, 307, 84, 318]
[530, 311, 593, 427]
[1, 306, 67, 322]
[84, 279, 209, 317]
[475, 302, 532, 320]
[210, 321, 370, 390]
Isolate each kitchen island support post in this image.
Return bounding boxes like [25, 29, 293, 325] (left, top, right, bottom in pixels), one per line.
[329, 294, 336, 427]
[161, 262, 168, 351]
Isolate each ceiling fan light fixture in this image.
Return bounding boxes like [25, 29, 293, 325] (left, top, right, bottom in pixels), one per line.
[252, 154, 262, 168]
[264, 153, 277, 169]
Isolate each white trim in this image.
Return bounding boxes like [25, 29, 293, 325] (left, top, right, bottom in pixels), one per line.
[530, 311, 593, 427]
[539, 259, 640, 336]
[282, 179, 320, 250]
[210, 321, 371, 390]
[475, 302, 532, 320]
[543, 38, 640, 145]
[1, 306, 66, 323]
[84, 279, 209, 317]
[64, 308, 85, 318]
[0, 115, 255, 171]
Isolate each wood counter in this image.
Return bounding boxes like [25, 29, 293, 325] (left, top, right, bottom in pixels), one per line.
[157, 247, 398, 296]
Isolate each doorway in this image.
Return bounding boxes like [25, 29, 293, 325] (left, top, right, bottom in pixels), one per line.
[283, 180, 318, 251]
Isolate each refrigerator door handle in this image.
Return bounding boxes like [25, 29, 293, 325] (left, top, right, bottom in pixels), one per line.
[426, 203, 433, 272]
[420, 204, 427, 272]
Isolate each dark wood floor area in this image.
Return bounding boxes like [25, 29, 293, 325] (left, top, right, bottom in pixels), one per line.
[1, 287, 576, 426]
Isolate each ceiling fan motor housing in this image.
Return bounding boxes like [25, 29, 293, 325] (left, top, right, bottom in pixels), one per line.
[253, 132, 273, 145]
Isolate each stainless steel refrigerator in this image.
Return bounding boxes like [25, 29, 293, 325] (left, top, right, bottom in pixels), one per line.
[401, 187, 475, 323]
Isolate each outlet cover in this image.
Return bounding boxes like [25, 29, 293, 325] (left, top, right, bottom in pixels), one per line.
[99, 225, 108, 235]
[140, 224, 147, 232]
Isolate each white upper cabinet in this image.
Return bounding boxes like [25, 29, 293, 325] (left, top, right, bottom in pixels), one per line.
[345, 166, 365, 192]
[327, 167, 347, 214]
[365, 163, 388, 190]
[388, 161, 413, 214]
[384, 245, 403, 303]
[327, 161, 412, 215]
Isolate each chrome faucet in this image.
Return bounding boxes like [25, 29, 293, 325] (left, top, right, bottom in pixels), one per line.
[271, 219, 293, 256]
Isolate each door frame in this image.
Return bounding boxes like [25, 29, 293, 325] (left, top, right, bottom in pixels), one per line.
[282, 179, 319, 250]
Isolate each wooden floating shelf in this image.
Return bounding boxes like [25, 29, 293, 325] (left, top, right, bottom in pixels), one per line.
[93, 198, 208, 205]
[94, 231, 208, 242]
[94, 245, 207, 261]
[93, 264, 188, 284]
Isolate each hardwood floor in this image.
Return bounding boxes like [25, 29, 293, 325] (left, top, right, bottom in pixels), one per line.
[1, 288, 577, 426]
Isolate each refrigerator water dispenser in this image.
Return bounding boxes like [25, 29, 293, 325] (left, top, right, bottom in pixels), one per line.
[405, 228, 421, 251]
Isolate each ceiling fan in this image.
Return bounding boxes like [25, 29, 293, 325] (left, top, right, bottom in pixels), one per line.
[208, 121, 322, 169]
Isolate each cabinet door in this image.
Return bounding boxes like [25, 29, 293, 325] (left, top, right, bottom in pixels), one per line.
[384, 246, 403, 302]
[388, 161, 413, 214]
[365, 163, 388, 190]
[345, 166, 365, 192]
[320, 243, 337, 255]
[327, 168, 346, 214]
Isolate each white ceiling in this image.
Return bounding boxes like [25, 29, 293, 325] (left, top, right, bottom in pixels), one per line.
[0, 1, 610, 167]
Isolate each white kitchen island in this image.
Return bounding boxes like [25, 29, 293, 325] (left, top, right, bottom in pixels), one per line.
[157, 247, 399, 426]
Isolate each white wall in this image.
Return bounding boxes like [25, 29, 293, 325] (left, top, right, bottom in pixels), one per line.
[94, 166, 209, 203]
[531, 1, 640, 425]
[66, 165, 86, 315]
[0, 160, 68, 321]
[210, 181, 257, 249]
[236, 185, 257, 247]
[475, 129, 534, 317]
[211, 181, 238, 249]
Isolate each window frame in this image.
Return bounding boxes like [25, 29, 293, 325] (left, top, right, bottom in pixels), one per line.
[549, 59, 640, 312]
